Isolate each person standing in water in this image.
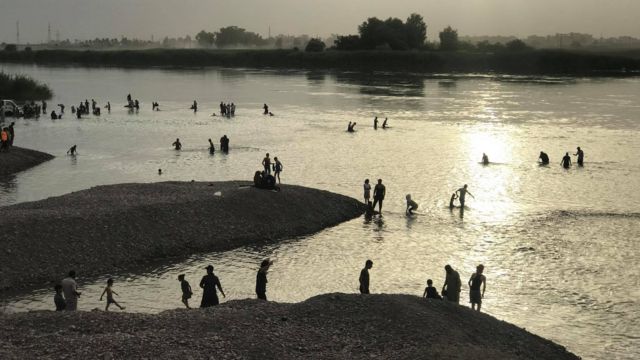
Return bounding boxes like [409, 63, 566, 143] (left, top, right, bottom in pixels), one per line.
[442, 265, 461, 304]
[220, 135, 229, 152]
[263, 103, 269, 115]
[192, 100, 198, 112]
[359, 260, 373, 294]
[539, 151, 550, 165]
[273, 157, 283, 184]
[372, 179, 386, 214]
[455, 184, 474, 208]
[178, 274, 193, 309]
[468, 264, 487, 312]
[54, 284, 66, 311]
[382, 118, 388, 129]
[106, 102, 111, 113]
[481, 153, 489, 165]
[67, 145, 77, 155]
[256, 259, 273, 300]
[574, 147, 584, 166]
[208, 138, 215, 154]
[262, 153, 272, 175]
[200, 265, 225, 308]
[100, 278, 126, 311]
[374, 117, 378, 130]
[449, 193, 458, 209]
[173, 138, 182, 150]
[363, 179, 371, 205]
[561, 152, 572, 169]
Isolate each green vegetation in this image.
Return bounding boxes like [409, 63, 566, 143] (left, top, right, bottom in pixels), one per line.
[0, 48, 638, 76]
[0, 72, 53, 101]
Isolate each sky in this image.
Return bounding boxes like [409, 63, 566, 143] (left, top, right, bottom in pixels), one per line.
[1, 0, 639, 44]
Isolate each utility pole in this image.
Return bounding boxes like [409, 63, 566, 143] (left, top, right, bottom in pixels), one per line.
[48, 23, 52, 44]
[268, 26, 271, 39]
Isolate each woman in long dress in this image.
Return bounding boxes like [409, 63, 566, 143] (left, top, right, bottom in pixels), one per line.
[200, 265, 225, 308]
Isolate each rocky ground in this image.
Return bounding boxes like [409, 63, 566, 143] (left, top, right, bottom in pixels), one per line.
[0, 293, 579, 360]
[0, 146, 54, 175]
[0, 181, 364, 290]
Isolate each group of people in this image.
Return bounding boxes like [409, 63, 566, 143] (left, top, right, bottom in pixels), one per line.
[557, 147, 585, 168]
[373, 117, 389, 130]
[171, 135, 231, 153]
[218, 102, 236, 117]
[253, 153, 284, 190]
[359, 261, 487, 312]
[363, 178, 386, 215]
[0, 122, 15, 152]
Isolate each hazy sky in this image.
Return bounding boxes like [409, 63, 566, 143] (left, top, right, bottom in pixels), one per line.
[1, 0, 639, 44]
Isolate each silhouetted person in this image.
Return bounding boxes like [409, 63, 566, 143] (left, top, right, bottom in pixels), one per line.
[455, 184, 474, 208]
[208, 138, 215, 154]
[127, 94, 132, 103]
[220, 135, 229, 152]
[42, 100, 47, 113]
[347, 122, 357, 132]
[442, 265, 461, 303]
[61, 270, 81, 311]
[134, 99, 139, 110]
[449, 193, 458, 209]
[200, 265, 225, 307]
[100, 278, 125, 311]
[220, 102, 226, 115]
[359, 260, 373, 294]
[374, 116, 378, 130]
[192, 100, 198, 112]
[539, 151, 549, 165]
[262, 153, 271, 175]
[8, 122, 15, 146]
[173, 138, 182, 150]
[423, 279, 442, 300]
[372, 179, 386, 214]
[106, 102, 111, 113]
[178, 274, 193, 309]
[273, 157, 283, 184]
[263, 103, 269, 115]
[54, 284, 66, 311]
[561, 152, 572, 169]
[363, 179, 371, 205]
[347, 121, 352, 132]
[158, 169, 162, 175]
[67, 145, 77, 155]
[382, 118, 388, 129]
[468, 264, 487, 312]
[406, 194, 418, 215]
[256, 259, 273, 300]
[575, 147, 584, 166]
[482, 153, 489, 165]
[58, 104, 65, 113]
[50, 111, 58, 119]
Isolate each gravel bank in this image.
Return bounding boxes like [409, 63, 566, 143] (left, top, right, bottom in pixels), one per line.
[0, 181, 364, 290]
[0, 146, 54, 175]
[0, 293, 579, 359]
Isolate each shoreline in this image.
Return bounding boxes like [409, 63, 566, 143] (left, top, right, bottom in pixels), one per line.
[0, 146, 54, 176]
[0, 181, 365, 290]
[0, 293, 580, 359]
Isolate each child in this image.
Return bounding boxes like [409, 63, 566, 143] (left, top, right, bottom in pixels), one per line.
[363, 179, 371, 205]
[422, 279, 442, 300]
[449, 193, 458, 209]
[406, 194, 419, 215]
[178, 274, 193, 309]
[100, 278, 125, 311]
[54, 284, 66, 311]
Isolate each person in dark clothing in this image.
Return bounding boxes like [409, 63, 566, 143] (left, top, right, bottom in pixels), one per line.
[42, 100, 47, 113]
[374, 116, 378, 130]
[54, 284, 66, 311]
[422, 279, 442, 300]
[50, 111, 58, 120]
[67, 145, 77, 155]
[359, 260, 373, 294]
[220, 102, 226, 116]
[575, 147, 584, 166]
[192, 100, 198, 112]
[200, 265, 225, 308]
[468, 264, 487, 312]
[263, 103, 269, 115]
[208, 138, 215, 154]
[382, 118, 388, 129]
[482, 153, 489, 165]
[539, 151, 550, 165]
[8, 122, 15, 146]
[173, 138, 182, 150]
[220, 135, 229, 153]
[256, 259, 273, 300]
[178, 274, 193, 309]
[372, 179, 386, 215]
[561, 152, 572, 169]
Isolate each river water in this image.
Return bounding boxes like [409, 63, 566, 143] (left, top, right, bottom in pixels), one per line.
[0, 64, 639, 359]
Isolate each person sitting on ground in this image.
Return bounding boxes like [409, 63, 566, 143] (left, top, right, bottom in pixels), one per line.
[422, 279, 442, 300]
[100, 278, 125, 311]
[54, 284, 66, 311]
[539, 151, 550, 165]
[253, 170, 279, 191]
[406, 194, 419, 215]
[178, 274, 193, 309]
[173, 138, 182, 150]
[449, 193, 458, 209]
[67, 145, 77, 155]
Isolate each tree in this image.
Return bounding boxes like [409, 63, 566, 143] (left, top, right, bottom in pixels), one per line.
[334, 35, 362, 50]
[505, 39, 530, 51]
[439, 26, 459, 51]
[4, 44, 17, 52]
[305, 38, 326, 52]
[195, 31, 216, 47]
[214, 26, 265, 48]
[405, 13, 427, 48]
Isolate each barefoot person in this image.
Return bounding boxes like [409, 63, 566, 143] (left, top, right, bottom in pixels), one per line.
[372, 179, 386, 215]
[363, 179, 371, 205]
[422, 279, 442, 300]
[468, 264, 487, 312]
[200, 265, 225, 308]
[574, 146, 584, 166]
[455, 184, 474, 208]
[442, 265, 461, 304]
[359, 260, 373, 294]
[61, 270, 81, 311]
[449, 193, 458, 209]
[273, 157, 283, 184]
[262, 153, 272, 175]
[256, 259, 273, 300]
[100, 278, 125, 311]
[178, 274, 193, 309]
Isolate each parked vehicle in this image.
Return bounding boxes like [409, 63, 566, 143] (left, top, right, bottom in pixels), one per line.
[1, 100, 22, 117]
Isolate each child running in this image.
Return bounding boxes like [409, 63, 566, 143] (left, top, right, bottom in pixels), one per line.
[178, 274, 193, 309]
[100, 278, 125, 311]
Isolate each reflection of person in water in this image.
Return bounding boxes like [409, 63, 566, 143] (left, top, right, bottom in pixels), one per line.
[173, 138, 182, 150]
[482, 153, 489, 165]
[539, 151, 549, 165]
[561, 152, 571, 169]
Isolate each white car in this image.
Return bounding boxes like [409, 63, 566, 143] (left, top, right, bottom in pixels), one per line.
[1, 99, 21, 117]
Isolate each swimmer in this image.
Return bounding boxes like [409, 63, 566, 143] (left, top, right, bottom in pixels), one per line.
[67, 145, 77, 155]
[406, 194, 419, 215]
[482, 153, 489, 165]
[173, 138, 182, 150]
[539, 151, 549, 165]
[561, 152, 571, 169]
[158, 169, 162, 175]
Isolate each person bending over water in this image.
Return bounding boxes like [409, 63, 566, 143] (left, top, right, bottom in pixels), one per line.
[455, 184, 474, 208]
[539, 151, 549, 165]
[406, 194, 418, 215]
[482, 153, 489, 165]
[173, 138, 182, 150]
[208, 138, 215, 154]
[382, 118, 388, 129]
[574, 146, 584, 166]
[67, 145, 77, 155]
[561, 152, 572, 169]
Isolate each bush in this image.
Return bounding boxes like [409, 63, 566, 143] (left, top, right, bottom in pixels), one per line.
[305, 38, 326, 52]
[0, 72, 53, 101]
[4, 44, 17, 52]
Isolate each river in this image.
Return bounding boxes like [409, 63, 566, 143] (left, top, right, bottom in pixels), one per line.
[0, 64, 639, 359]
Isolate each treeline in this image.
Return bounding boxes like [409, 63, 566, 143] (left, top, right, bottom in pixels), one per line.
[0, 72, 53, 101]
[0, 48, 638, 76]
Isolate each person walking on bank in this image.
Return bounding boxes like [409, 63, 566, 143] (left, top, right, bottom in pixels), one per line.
[61, 270, 81, 311]
[273, 157, 283, 184]
[359, 260, 373, 294]
[372, 179, 386, 215]
[100, 278, 126, 311]
[256, 259, 273, 300]
[442, 265, 461, 304]
[178, 274, 193, 309]
[468, 264, 487, 312]
[200, 265, 225, 308]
